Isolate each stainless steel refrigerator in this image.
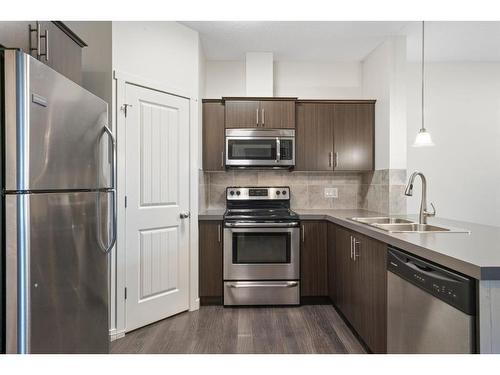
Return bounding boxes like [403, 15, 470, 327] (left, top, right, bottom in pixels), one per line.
[1, 49, 115, 353]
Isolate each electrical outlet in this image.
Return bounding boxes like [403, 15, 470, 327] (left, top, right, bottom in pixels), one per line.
[324, 187, 338, 198]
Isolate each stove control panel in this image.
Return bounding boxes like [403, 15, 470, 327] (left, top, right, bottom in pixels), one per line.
[227, 187, 290, 200]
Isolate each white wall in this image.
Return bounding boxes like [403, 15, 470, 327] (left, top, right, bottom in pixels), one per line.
[204, 60, 245, 98]
[112, 21, 200, 97]
[198, 42, 206, 169]
[406, 62, 500, 227]
[274, 61, 362, 98]
[362, 37, 407, 170]
[204, 60, 362, 99]
[246, 52, 273, 96]
[362, 41, 391, 170]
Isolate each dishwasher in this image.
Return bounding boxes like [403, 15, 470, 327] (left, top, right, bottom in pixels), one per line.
[387, 247, 476, 354]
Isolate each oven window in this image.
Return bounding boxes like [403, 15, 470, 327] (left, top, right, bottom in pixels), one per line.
[228, 139, 277, 160]
[232, 233, 291, 264]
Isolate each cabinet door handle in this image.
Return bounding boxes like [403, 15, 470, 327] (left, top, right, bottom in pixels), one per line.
[329, 152, 333, 168]
[262, 108, 265, 127]
[256, 108, 259, 126]
[334, 152, 338, 168]
[217, 224, 221, 243]
[220, 151, 224, 169]
[350, 235, 354, 259]
[353, 239, 361, 261]
[301, 225, 305, 243]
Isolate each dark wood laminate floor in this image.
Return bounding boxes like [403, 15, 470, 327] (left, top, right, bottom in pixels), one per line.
[111, 305, 366, 354]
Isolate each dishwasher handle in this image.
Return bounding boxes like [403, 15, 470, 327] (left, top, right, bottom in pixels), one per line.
[405, 259, 459, 283]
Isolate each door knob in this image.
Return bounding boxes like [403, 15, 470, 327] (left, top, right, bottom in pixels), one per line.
[180, 211, 191, 219]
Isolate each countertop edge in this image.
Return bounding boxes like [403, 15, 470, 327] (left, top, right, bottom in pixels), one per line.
[299, 213, 494, 281]
[197, 210, 500, 280]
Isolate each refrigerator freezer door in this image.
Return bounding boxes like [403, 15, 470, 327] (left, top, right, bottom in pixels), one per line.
[3, 50, 110, 191]
[5, 192, 110, 353]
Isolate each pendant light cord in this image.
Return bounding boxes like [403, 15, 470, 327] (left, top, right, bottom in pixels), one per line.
[421, 20, 425, 132]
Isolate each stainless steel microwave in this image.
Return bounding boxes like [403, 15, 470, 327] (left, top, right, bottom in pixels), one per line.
[225, 128, 295, 168]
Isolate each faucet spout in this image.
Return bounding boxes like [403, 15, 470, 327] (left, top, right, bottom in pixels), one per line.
[404, 171, 435, 224]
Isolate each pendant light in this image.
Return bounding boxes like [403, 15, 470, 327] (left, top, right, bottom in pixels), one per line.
[413, 21, 435, 147]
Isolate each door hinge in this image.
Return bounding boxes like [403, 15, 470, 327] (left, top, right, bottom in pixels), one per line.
[121, 103, 133, 117]
[124, 287, 127, 300]
[124, 195, 127, 208]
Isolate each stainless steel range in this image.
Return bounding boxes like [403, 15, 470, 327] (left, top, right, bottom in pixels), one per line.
[223, 187, 300, 306]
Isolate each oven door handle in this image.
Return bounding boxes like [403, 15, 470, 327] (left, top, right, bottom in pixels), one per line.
[227, 281, 299, 289]
[224, 221, 300, 228]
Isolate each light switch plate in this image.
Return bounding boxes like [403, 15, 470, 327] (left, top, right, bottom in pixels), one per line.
[324, 187, 338, 198]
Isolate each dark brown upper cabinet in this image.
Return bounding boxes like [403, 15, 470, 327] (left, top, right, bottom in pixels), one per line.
[224, 100, 260, 128]
[0, 21, 86, 84]
[224, 98, 296, 129]
[259, 100, 296, 128]
[300, 221, 328, 297]
[295, 102, 335, 171]
[202, 100, 225, 171]
[295, 100, 375, 172]
[0, 21, 33, 52]
[333, 103, 374, 171]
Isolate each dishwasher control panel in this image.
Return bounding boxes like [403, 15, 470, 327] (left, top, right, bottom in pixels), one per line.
[387, 247, 475, 315]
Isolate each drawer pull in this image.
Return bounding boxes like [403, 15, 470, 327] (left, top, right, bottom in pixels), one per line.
[227, 281, 298, 289]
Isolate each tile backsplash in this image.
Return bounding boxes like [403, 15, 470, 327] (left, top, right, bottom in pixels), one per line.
[200, 169, 407, 215]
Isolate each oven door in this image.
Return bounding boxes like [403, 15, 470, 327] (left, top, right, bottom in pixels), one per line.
[223, 225, 300, 280]
[225, 136, 295, 167]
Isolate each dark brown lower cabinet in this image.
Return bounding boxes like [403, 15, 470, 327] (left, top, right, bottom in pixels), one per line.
[355, 231, 387, 354]
[330, 224, 387, 353]
[300, 221, 328, 297]
[198, 220, 223, 304]
[327, 223, 336, 302]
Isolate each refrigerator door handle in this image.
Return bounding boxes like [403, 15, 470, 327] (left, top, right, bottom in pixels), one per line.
[100, 125, 116, 189]
[96, 125, 117, 254]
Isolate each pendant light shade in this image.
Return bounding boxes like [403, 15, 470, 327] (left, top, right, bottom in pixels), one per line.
[413, 20, 435, 148]
[413, 128, 435, 147]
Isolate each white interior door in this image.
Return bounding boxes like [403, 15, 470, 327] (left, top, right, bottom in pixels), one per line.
[124, 83, 190, 332]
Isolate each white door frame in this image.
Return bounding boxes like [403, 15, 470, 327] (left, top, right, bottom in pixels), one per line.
[109, 70, 199, 341]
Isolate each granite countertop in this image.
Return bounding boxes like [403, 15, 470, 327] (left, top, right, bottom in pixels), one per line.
[199, 208, 500, 280]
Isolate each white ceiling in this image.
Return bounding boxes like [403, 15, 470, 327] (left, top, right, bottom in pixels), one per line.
[182, 21, 500, 62]
[182, 21, 410, 61]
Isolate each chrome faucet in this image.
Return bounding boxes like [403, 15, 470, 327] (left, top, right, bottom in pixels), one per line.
[404, 171, 436, 224]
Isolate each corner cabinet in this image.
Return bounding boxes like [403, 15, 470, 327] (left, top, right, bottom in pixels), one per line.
[224, 98, 296, 129]
[296, 102, 335, 171]
[295, 101, 375, 172]
[0, 21, 86, 84]
[202, 100, 225, 171]
[330, 224, 387, 353]
[333, 103, 374, 171]
[198, 220, 223, 304]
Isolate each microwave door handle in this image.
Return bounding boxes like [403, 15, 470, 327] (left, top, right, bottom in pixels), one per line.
[276, 138, 281, 164]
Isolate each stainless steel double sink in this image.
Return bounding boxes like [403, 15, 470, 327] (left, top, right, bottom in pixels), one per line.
[350, 217, 469, 233]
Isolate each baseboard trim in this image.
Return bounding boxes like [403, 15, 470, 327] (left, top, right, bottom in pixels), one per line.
[190, 297, 200, 311]
[109, 329, 126, 342]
